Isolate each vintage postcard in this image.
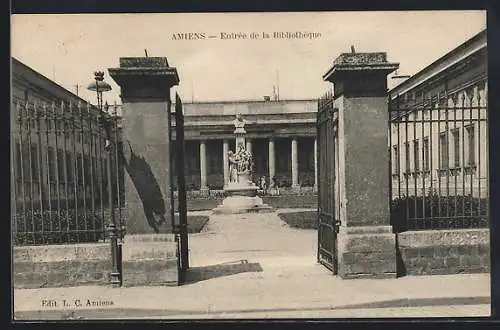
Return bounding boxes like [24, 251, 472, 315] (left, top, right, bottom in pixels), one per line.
[11, 11, 490, 320]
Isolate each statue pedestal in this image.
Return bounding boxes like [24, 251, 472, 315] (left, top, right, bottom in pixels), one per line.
[213, 181, 274, 215]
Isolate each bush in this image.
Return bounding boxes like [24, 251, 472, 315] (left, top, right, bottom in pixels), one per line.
[278, 211, 317, 229]
[391, 194, 489, 232]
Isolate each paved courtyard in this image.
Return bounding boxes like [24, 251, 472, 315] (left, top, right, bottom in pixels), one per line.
[13, 210, 491, 320]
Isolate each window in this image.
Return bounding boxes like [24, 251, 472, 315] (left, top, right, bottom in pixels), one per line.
[452, 129, 460, 168]
[423, 137, 430, 171]
[392, 145, 399, 175]
[413, 140, 419, 172]
[466, 125, 475, 166]
[439, 132, 449, 169]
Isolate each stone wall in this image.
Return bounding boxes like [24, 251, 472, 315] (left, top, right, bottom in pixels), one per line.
[13, 243, 112, 289]
[397, 229, 490, 276]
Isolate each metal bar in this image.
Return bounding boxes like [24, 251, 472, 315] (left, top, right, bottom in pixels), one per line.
[175, 94, 189, 272]
[461, 92, 466, 223]
[453, 93, 458, 219]
[469, 91, 474, 226]
[70, 102, 79, 240]
[444, 89, 450, 222]
[97, 107, 105, 237]
[404, 95, 410, 229]
[316, 98, 321, 263]
[420, 92, 426, 228]
[87, 103, 97, 240]
[35, 104, 45, 241]
[388, 101, 393, 229]
[112, 104, 122, 241]
[437, 92, 442, 227]
[412, 103, 418, 228]
[18, 103, 27, 244]
[52, 102, 62, 243]
[26, 102, 35, 243]
[168, 100, 175, 235]
[12, 103, 20, 244]
[429, 93, 434, 222]
[106, 137, 120, 286]
[477, 86, 482, 223]
[44, 103, 53, 239]
[61, 102, 70, 241]
[78, 102, 88, 237]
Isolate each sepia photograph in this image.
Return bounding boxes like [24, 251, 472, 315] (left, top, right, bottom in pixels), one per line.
[10, 11, 490, 320]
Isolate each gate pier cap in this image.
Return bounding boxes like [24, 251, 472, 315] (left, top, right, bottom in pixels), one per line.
[109, 57, 179, 101]
[322, 51, 399, 279]
[323, 52, 399, 98]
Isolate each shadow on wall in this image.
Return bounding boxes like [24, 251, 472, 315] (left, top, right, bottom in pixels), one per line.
[122, 140, 166, 233]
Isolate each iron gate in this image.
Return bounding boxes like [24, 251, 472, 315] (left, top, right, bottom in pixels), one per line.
[316, 92, 341, 274]
[171, 93, 189, 284]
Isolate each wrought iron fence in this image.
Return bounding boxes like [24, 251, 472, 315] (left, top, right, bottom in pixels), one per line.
[11, 100, 125, 245]
[389, 79, 488, 232]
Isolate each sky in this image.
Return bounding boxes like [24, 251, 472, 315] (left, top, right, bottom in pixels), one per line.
[11, 11, 486, 105]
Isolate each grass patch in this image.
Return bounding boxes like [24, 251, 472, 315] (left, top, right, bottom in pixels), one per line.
[173, 195, 318, 211]
[278, 211, 317, 229]
[263, 195, 317, 209]
[173, 215, 210, 233]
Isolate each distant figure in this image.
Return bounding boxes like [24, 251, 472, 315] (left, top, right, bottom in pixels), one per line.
[259, 176, 267, 195]
[228, 151, 238, 183]
[269, 176, 280, 196]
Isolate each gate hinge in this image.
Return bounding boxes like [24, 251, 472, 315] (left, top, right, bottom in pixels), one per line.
[334, 220, 342, 233]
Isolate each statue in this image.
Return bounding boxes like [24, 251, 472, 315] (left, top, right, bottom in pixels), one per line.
[228, 151, 238, 183]
[213, 114, 273, 214]
[227, 143, 253, 184]
[233, 114, 246, 130]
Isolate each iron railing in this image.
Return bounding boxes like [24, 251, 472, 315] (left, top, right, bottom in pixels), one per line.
[11, 100, 124, 245]
[389, 79, 488, 232]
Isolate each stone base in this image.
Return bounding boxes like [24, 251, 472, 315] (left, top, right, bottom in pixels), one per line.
[213, 195, 274, 214]
[13, 243, 112, 289]
[121, 234, 179, 287]
[337, 225, 396, 279]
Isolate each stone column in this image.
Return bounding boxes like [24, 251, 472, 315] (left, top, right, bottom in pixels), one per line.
[268, 138, 275, 180]
[223, 139, 229, 187]
[108, 57, 179, 235]
[199, 140, 208, 192]
[109, 56, 180, 286]
[323, 51, 399, 279]
[314, 138, 318, 192]
[291, 138, 299, 190]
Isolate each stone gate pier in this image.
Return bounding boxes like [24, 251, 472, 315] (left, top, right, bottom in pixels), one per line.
[109, 57, 180, 286]
[323, 52, 399, 279]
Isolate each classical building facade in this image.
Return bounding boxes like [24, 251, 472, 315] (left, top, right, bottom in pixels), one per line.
[388, 29, 488, 200]
[173, 100, 318, 192]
